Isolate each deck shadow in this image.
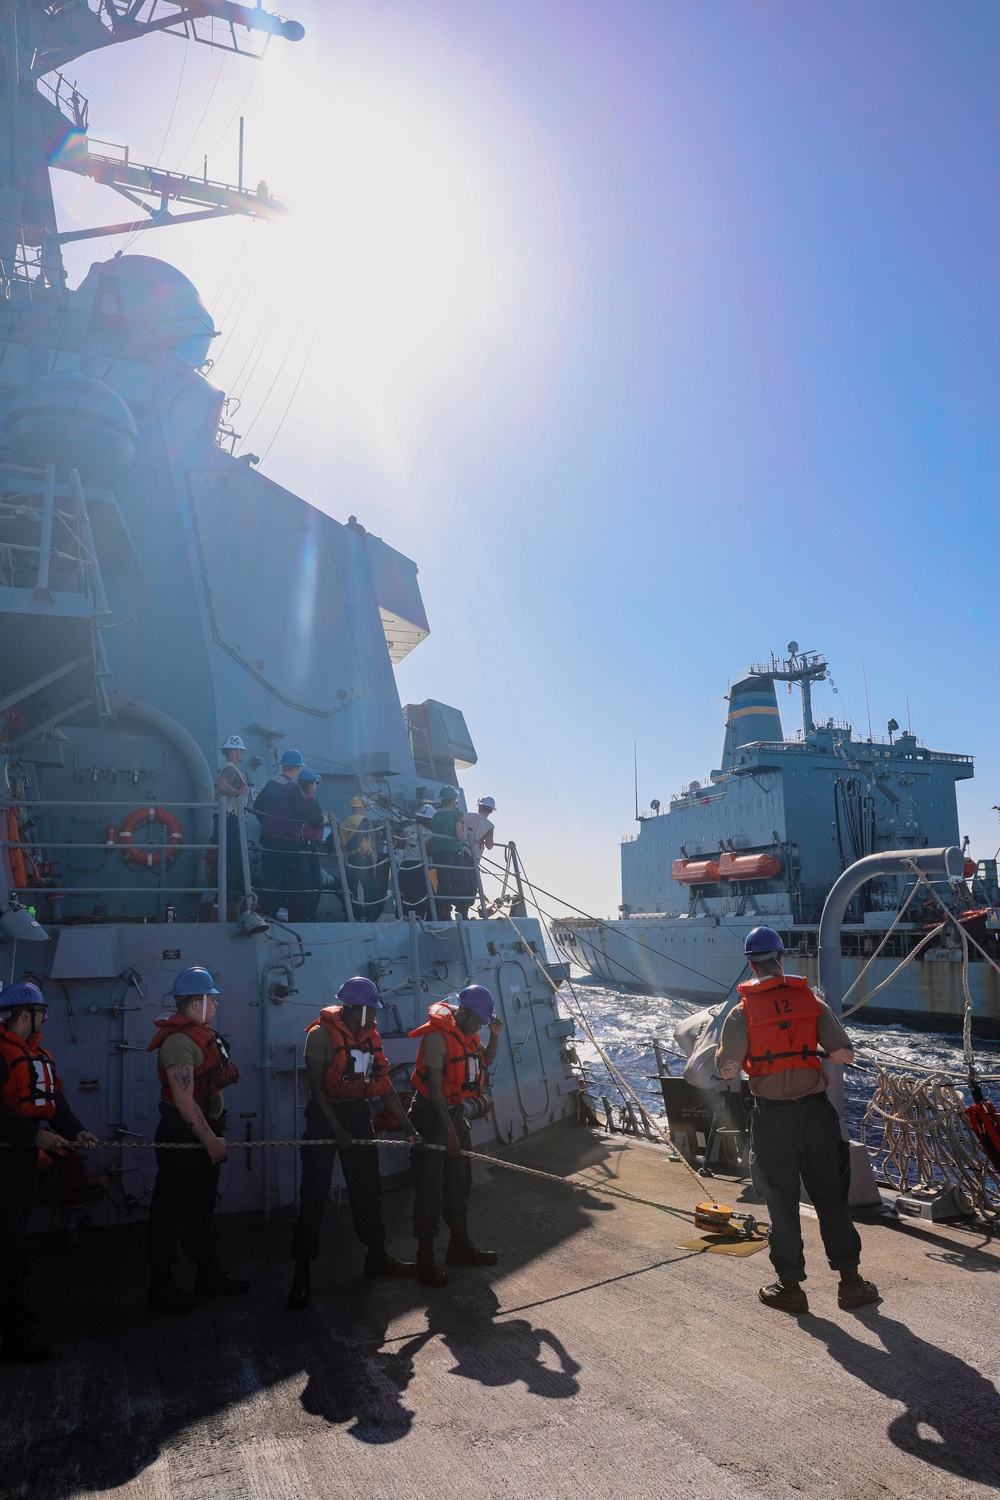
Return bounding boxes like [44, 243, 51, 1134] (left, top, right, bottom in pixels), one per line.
[801, 1308, 1000, 1485]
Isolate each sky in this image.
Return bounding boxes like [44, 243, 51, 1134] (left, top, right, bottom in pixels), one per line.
[51, 1, 999, 917]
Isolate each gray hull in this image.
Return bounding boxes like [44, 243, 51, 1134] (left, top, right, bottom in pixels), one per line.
[554, 916, 1000, 1033]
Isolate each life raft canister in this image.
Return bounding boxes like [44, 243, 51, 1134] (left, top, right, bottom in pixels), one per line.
[147, 1013, 239, 1101]
[738, 975, 824, 1077]
[308, 1006, 391, 1101]
[0, 1029, 61, 1120]
[118, 806, 183, 869]
[409, 1001, 485, 1106]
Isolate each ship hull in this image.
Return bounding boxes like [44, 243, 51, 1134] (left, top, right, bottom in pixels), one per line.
[553, 916, 1000, 1035]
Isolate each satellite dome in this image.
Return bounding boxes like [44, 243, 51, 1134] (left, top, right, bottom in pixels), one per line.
[3, 373, 139, 485]
[69, 254, 217, 367]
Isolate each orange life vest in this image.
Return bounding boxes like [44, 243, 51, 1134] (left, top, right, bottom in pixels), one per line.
[0, 1029, 61, 1120]
[410, 1002, 485, 1106]
[738, 975, 825, 1077]
[147, 1013, 240, 1103]
[308, 1006, 391, 1101]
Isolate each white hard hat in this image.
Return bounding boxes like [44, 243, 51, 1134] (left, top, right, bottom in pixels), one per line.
[478, 796, 496, 810]
[222, 734, 245, 751]
[417, 803, 436, 819]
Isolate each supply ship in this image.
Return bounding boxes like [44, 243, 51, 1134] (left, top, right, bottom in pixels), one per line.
[554, 644, 1000, 1032]
[0, 0, 578, 1233]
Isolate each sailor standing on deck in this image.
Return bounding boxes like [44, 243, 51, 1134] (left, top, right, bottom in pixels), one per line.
[215, 734, 251, 904]
[0, 983, 98, 1362]
[715, 927, 879, 1315]
[253, 750, 306, 918]
[287, 977, 416, 1308]
[146, 968, 249, 1314]
[408, 986, 502, 1287]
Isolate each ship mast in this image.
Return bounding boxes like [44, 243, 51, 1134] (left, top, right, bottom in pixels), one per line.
[749, 641, 828, 735]
[0, 1, 303, 292]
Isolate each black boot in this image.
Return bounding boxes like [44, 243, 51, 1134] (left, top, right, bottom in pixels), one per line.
[2, 1316, 49, 1362]
[363, 1246, 416, 1279]
[445, 1223, 497, 1266]
[193, 1254, 250, 1296]
[148, 1269, 194, 1315]
[415, 1236, 447, 1288]
[287, 1260, 310, 1310]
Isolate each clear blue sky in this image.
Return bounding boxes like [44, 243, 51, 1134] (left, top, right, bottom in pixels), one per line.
[54, 1, 999, 915]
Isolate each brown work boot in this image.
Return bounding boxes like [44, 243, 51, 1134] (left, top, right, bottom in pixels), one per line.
[364, 1248, 416, 1278]
[415, 1236, 447, 1288]
[838, 1271, 880, 1309]
[445, 1223, 498, 1266]
[758, 1279, 809, 1315]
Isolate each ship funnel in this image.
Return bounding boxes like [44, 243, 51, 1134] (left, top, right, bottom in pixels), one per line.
[720, 675, 782, 770]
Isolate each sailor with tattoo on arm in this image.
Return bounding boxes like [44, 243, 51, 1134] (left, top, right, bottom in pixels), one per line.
[408, 986, 503, 1287]
[145, 968, 249, 1313]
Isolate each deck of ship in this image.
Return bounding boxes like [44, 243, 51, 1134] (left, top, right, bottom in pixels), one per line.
[5, 1126, 1000, 1499]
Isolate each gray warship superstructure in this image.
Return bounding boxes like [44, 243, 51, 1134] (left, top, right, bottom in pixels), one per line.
[555, 645, 1000, 1032]
[0, 1, 577, 1228]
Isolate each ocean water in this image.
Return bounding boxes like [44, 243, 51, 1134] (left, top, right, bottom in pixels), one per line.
[566, 973, 1000, 1146]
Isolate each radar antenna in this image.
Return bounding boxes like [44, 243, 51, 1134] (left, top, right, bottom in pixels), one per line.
[748, 642, 828, 735]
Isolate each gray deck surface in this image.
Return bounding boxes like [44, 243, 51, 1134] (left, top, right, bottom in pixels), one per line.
[4, 1126, 1000, 1499]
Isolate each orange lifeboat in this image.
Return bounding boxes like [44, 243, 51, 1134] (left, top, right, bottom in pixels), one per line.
[718, 851, 783, 882]
[671, 858, 720, 885]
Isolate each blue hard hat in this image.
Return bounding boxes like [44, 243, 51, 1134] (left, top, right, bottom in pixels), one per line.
[172, 966, 220, 997]
[281, 749, 304, 767]
[744, 926, 784, 957]
[336, 976, 381, 1008]
[457, 984, 495, 1024]
[0, 980, 47, 1014]
[299, 768, 319, 783]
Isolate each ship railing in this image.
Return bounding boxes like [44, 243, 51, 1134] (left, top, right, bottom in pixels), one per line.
[1, 794, 250, 926]
[37, 71, 89, 131]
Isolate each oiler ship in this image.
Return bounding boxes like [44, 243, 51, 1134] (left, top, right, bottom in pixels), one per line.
[555, 644, 1000, 1033]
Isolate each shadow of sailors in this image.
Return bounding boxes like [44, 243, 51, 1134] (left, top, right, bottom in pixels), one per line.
[421, 1282, 581, 1399]
[802, 1308, 1000, 1486]
[299, 1287, 418, 1445]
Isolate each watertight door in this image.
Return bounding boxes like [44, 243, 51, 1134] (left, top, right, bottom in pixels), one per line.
[493, 960, 551, 1134]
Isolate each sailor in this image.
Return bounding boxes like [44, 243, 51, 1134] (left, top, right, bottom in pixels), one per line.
[215, 733, 251, 903]
[408, 986, 503, 1287]
[146, 968, 249, 1314]
[253, 749, 306, 918]
[339, 795, 381, 921]
[463, 796, 496, 867]
[287, 977, 416, 1308]
[0, 982, 98, 1362]
[715, 927, 879, 1315]
[297, 770, 328, 921]
[430, 787, 475, 921]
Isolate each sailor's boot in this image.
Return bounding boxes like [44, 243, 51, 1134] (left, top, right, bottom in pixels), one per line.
[415, 1236, 448, 1288]
[1, 1314, 49, 1362]
[193, 1253, 250, 1296]
[758, 1278, 808, 1315]
[147, 1268, 194, 1315]
[286, 1260, 310, 1310]
[837, 1269, 880, 1310]
[445, 1222, 498, 1267]
[363, 1244, 416, 1278]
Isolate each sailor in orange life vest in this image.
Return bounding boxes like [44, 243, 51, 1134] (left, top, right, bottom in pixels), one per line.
[408, 986, 503, 1287]
[146, 967, 249, 1314]
[287, 976, 416, 1309]
[716, 927, 879, 1315]
[0, 982, 98, 1363]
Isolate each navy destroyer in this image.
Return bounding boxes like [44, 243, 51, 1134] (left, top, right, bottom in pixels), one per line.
[555, 644, 1000, 1032]
[0, 0, 577, 1233]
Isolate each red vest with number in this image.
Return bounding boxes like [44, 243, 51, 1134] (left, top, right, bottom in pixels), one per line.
[738, 976, 824, 1077]
[148, 1014, 240, 1102]
[410, 1002, 485, 1105]
[309, 1006, 391, 1101]
[0, 1029, 61, 1119]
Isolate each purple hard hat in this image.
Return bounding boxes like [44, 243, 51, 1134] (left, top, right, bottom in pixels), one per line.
[336, 976, 382, 1009]
[744, 925, 784, 957]
[457, 985, 495, 1024]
